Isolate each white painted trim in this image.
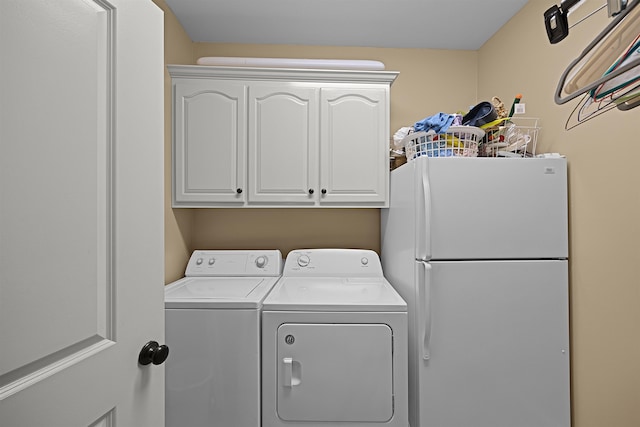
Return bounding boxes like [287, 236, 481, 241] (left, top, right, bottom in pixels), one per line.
[167, 65, 399, 85]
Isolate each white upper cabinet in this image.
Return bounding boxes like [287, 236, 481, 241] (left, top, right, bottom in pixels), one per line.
[173, 79, 247, 205]
[248, 84, 319, 205]
[320, 88, 388, 205]
[169, 65, 398, 208]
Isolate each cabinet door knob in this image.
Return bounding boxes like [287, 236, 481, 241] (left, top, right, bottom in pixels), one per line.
[236, 188, 243, 194]
[321, 188, 327, 194]
[308, 189, 314, 195]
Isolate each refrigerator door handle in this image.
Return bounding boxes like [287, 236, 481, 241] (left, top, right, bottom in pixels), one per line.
[417, 160, 432, 260]
[418, 261, 432, 360]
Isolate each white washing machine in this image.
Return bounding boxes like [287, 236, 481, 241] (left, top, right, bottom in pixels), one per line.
[164, 249, 283, 427]
[262, 249, 409, 427]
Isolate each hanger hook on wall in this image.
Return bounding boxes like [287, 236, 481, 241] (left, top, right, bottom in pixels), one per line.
[542, 0, 640, 126]
[544, 0, 628, 44]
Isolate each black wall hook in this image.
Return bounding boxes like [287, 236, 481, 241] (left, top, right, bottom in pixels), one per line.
[544, 0, 582, 43]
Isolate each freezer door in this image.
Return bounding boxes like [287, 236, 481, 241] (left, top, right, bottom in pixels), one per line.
[415, 260, 570, 427]
[276, 323, 394, 422]
[415, 157, 568, 260]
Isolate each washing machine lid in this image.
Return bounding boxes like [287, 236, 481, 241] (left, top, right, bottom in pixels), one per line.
[261, 277, 407, 312]
[165, 276, 280, 309]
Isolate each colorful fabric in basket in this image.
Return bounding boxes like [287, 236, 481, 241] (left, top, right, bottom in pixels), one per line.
[414, 141, 455, 158]
[414, 113, 455, 134]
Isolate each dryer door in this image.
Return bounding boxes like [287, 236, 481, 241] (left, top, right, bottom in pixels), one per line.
[276, 323, 394, 422]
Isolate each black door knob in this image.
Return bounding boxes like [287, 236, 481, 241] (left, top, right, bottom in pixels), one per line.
[308, 189, 314, 194]
[138, 341, 169, 366]
[236, 188, 243, 194]
[321, 189, 327, 194]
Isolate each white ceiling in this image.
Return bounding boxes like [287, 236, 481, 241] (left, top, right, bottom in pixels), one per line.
[164, 0, 531, 50]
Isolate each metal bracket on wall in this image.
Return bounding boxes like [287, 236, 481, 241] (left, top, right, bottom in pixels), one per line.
[544, 0, 628, 44]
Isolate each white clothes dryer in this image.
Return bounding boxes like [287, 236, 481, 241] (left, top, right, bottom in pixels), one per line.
[164, 250, 283, 427]
[261, 249, 409, 427]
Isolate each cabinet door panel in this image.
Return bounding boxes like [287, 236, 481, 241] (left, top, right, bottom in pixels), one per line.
[248, 84, 319, 204]
[320, 88, 388, 205]
[173, 80, 246, 205]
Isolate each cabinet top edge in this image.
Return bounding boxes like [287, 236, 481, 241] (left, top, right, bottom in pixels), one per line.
[167, 64, 399, 84]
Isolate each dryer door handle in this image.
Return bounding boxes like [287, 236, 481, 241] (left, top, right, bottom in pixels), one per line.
[282, 357, 301, 387]
[283, 357, 293, 387]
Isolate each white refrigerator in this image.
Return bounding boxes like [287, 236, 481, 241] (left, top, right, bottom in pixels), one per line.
[381, 156, 570, 427]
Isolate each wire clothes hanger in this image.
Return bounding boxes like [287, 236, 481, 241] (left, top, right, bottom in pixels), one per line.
[544, 0, 640, 128]
[564, 78, 640, 129]
[552, 0, 640, 102]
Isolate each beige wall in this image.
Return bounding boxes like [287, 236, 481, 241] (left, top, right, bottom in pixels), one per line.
[153, 0, 194, 282]
[193, 43, 479, 134]
[191, 208, 381, 257]
[188, 44, 479, 261]
[157, 1, 639, 425]
[158, 11, 481, 278]
[480, 2, 640, 427]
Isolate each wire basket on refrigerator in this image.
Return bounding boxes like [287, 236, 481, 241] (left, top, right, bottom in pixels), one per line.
[479, 117, 540, 157]
[403, 126, 485, 160]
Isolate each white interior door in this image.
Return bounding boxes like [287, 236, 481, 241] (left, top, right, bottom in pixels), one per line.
[0, 1, 165, 426]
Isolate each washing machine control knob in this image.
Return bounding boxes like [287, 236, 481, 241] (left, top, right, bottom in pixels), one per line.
[255, 256, 267, 268]
[196, 258, 203, 265]
[208, 257, 215, 266]
[297, 255, 310, 267]
[361, 257, 369, 265]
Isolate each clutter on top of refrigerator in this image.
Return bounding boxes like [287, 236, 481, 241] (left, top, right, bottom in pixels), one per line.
[403, 127, 485, 160]
[391, 96, 543, 168]
[479, 116, 540, 157]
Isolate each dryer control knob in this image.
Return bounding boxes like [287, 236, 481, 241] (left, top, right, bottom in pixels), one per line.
[208, 258, 215, 266]
[297, 255, 310, 267]
[361, 257, 369, 265]
[255, 256, 268, 268]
